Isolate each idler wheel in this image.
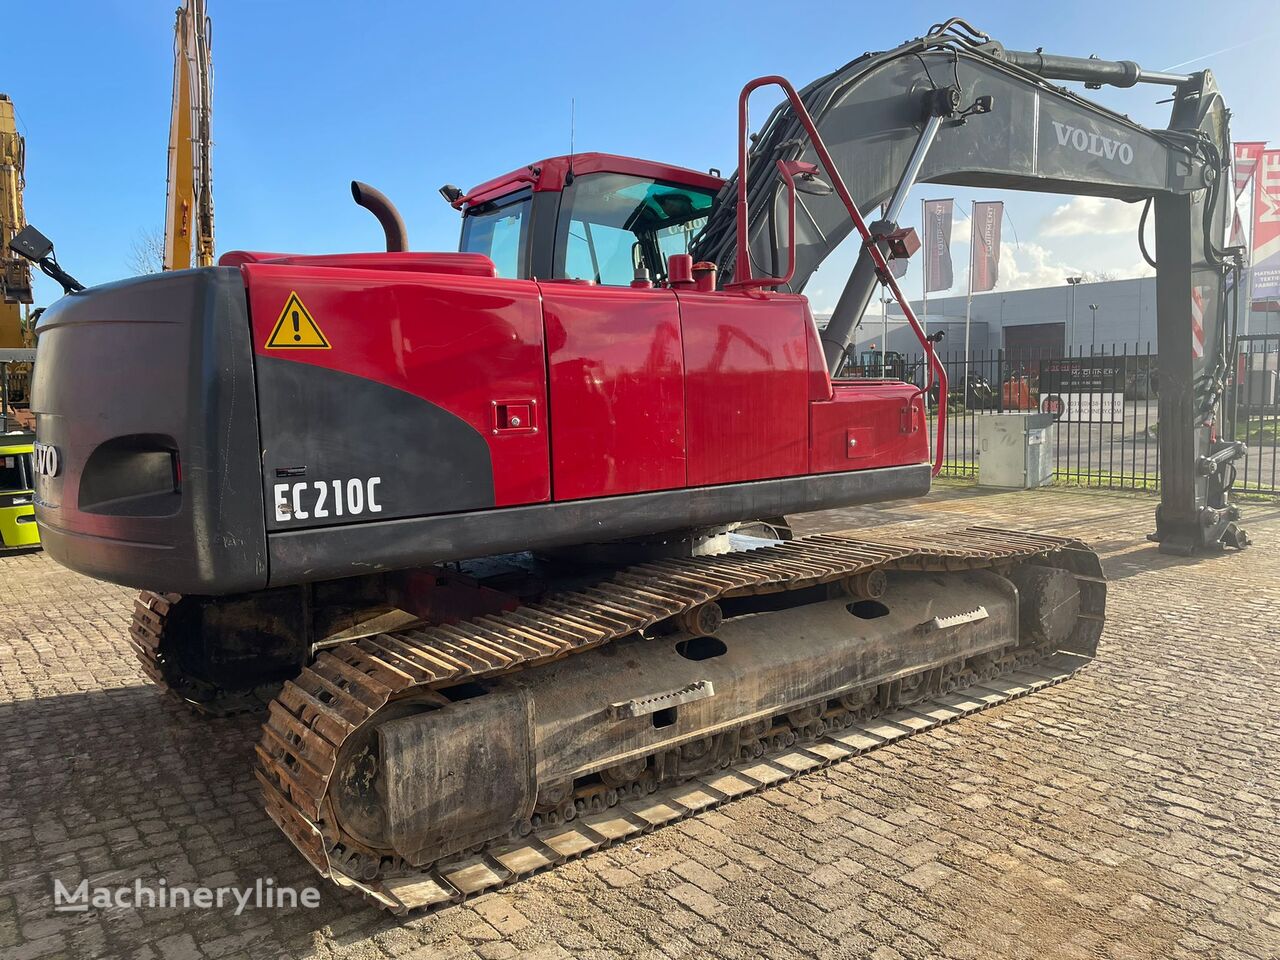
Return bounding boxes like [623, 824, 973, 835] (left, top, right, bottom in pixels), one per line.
[329, 700, 434, 853]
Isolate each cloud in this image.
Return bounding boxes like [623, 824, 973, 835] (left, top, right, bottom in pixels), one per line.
[977, 242, 1153, 293]
[995, 242, 1081, 290]
[1039, 196, 1143, 238]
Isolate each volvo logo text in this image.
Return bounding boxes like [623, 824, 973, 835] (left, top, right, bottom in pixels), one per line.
[32, 441, 60, 478]
[1051, 121, 1134, 166]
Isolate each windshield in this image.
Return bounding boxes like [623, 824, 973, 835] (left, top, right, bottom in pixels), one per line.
[459, 189, 530, 279]
[555, 173, 715, 286]
[0, 451, 31, 493]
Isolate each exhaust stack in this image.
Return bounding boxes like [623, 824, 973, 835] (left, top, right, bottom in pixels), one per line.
[351, 180, 408, 252]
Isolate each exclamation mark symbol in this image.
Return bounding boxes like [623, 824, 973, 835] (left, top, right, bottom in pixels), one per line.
[292, 310, 301, 342]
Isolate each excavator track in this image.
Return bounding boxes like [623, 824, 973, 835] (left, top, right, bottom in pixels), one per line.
[129, 591, 291, 716]
[256, 526, 1103, 913]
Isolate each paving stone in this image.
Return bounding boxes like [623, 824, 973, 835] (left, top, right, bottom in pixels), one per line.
[2, 486, 1277, 960]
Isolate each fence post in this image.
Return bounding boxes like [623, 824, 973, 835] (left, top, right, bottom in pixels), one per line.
[997, 348, 1005, 413]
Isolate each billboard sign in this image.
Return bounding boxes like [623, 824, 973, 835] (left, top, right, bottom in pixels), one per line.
[1038, 357, 1126, 423]
[1253, 150, 1280, 301]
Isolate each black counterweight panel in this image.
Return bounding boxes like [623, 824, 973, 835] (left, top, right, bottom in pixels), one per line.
[254, 356, 495, 531]
[32, 267, 269, 594]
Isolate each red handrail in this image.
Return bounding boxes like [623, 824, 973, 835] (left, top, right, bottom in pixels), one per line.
[731, 75, 948, 475]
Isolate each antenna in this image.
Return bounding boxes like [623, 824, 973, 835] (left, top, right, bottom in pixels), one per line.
[567, 97, 576, 182]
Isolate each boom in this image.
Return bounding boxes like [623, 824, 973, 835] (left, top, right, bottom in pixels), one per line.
[696, 19, 1241, 554]
[0, 94, 31, 348]
[163, 0, 215, 270]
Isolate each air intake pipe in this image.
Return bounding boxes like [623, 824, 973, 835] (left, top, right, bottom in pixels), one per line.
[351, 180, 408, 252]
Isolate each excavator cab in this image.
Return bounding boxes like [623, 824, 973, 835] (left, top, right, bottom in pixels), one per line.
[455, 153, 722, 286]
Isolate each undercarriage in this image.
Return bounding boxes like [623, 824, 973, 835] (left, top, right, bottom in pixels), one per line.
[130, 524, 1105, 913]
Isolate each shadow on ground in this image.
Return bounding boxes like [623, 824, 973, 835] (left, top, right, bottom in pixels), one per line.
[0, 682, 397, 958]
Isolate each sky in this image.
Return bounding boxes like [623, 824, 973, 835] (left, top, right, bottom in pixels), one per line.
[6, 0, 1278, 310]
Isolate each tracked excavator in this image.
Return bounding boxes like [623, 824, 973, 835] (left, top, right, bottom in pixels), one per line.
[27, 20, 1246, 911]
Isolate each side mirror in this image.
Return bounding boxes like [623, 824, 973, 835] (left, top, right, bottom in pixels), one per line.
[793, 170, 833, 196]
[9, 224, 84, 295]
[9, 224, 54, 262]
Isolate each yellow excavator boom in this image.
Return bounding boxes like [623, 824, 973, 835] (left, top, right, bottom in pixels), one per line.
[163, 0, 214, 270]
[0, 94, 32, 349]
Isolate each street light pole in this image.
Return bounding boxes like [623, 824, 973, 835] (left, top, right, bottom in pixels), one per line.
[1066, 276, 1083, 351]
[1089, 303, 1099, 354]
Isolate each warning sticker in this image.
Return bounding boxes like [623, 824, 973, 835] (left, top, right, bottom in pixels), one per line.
[265, 292, 330, 349]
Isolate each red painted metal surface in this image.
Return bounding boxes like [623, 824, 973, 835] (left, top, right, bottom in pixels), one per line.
[385, 568, 519, 624]
[726, 159, 824, 292]
[810, 382, 928, 474]
[239, 241, 928, 519]
[460, 153, 724, 209]
[541, 282, 687, 500]
[223, 251, 497, 278]
[242, 264, 551, 508]
[802, 311, 834, 403]
[678, 291, 809, 486]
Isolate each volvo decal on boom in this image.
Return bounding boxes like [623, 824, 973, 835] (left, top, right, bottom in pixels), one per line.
[27, 19, 1243, 911]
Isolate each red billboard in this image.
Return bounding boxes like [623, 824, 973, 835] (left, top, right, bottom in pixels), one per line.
[1254, 149, 1280, 301]
[1235, 141, 1266, 198]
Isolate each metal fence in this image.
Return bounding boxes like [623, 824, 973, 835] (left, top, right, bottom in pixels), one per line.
[1234, 334, 1280, 495]
[880, 337, 1280, 496]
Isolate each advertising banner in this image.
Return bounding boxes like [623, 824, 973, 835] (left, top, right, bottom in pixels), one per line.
[1038, 357, 1126, 423]
[970, 201, 1003, 293]
[1232, 142, 1265, 258]
[1234, 141, 1266, 198]
[922, 199, 954, 292]
[1253, 149, 1280, 301]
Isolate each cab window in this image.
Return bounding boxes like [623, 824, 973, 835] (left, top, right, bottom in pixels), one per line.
[459, 190, 530, 279]
[554, 173, 715, 286]
[0, 452, 30, 493]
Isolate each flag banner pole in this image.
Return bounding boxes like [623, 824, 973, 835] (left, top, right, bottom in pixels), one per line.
[964, 201, 975, 379]
[882, 292, 888, 374]
[921, 198, 928, 342]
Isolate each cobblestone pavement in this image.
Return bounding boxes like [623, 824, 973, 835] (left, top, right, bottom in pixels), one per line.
[1, 486, 1278, 960]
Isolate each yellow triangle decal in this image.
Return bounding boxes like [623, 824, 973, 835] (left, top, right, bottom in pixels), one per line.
[265, 292, 331, 349]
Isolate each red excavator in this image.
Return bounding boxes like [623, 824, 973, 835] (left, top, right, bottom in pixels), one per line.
[24, 19, 1246, 911]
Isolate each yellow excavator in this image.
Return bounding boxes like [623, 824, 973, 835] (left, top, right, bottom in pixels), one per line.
[0, 0, 214, 547]
[0, 95, 33, 334]
[164, 0, 214, 270]
[0, 93, 38, 550]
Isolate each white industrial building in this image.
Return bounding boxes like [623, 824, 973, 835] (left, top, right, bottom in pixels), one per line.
[819, 277, 1280, 359]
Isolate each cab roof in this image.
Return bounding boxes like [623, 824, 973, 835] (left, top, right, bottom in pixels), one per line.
[459, 153, 725, 210]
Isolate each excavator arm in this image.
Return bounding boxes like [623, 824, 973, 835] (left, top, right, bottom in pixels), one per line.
[696, 19, 1240, 554]
[163, 0, 215, 271]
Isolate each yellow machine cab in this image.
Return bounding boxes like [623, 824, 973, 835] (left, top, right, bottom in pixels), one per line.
[0, 432, 39, 549]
